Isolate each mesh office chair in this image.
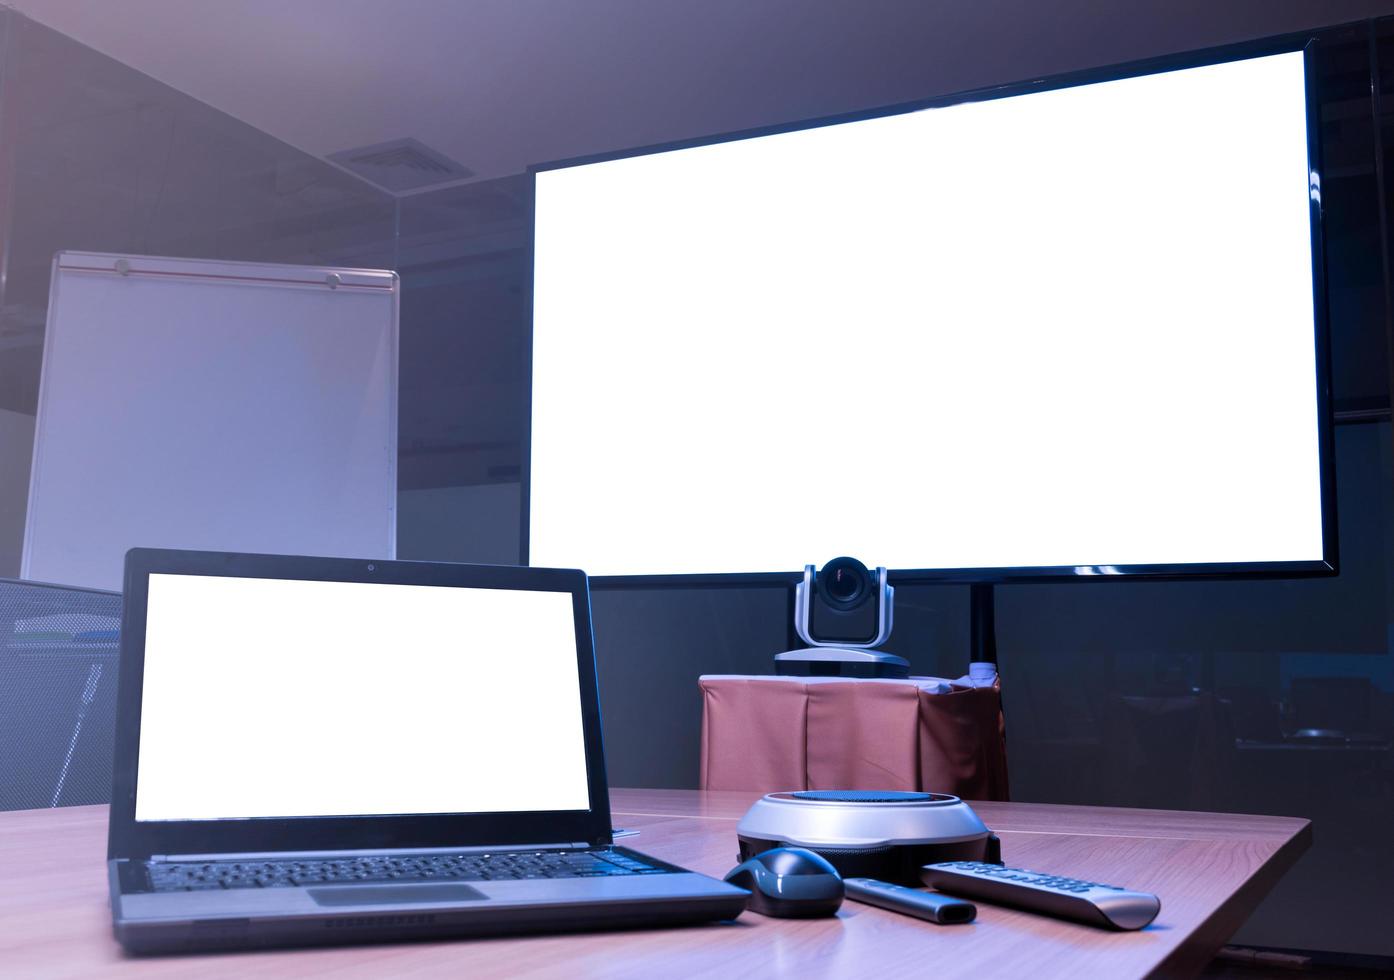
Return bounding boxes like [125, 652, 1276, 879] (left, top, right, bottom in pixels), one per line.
[0, 577, 121, 810]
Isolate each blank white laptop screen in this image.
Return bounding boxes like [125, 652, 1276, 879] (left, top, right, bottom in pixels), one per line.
[134, 573, 590, 822]
[530, 50, 1325, 576]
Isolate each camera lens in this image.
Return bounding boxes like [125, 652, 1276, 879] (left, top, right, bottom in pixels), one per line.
[818, 556, 871, 611]
[367, 563, 376, 571]
[827, 568, 862, 602]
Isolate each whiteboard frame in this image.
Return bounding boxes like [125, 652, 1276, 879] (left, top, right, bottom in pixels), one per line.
[22, 251, 400, 589]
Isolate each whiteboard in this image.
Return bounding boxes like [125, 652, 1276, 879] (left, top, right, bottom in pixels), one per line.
[23, 252, 398, 591]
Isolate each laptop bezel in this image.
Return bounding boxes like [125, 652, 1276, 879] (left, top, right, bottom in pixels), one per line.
[108, 548, 614, 860]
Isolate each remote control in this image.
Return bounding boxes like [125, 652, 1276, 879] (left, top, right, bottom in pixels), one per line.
[920, 861, 1160, 930]
[844, 877, 977, 924]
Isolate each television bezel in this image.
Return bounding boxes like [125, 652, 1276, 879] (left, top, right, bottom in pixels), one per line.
[523, 33, 1338, 590]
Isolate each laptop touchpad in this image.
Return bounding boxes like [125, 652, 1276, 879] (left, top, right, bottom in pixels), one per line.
[309, 883, 487, 906]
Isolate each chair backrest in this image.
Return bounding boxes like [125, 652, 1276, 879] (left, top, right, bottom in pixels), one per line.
[0, 577, 121, 810]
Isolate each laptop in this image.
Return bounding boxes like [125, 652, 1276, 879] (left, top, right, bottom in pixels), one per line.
[108, 549, 748, 954]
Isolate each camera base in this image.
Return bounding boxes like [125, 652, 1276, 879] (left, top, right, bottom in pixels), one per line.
[774, 648, 910, 679]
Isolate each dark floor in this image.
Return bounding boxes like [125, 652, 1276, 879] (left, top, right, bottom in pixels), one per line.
[1200, 947, 1394, 978]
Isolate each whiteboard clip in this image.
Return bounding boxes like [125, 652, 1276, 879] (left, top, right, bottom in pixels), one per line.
[326, 273, 341, 290]
[114, 259, 131, 276]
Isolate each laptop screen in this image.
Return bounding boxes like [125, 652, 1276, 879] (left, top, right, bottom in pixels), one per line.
[133, 572, 591, 822]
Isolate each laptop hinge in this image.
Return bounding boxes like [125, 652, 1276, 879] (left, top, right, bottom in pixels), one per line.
[150, 842, 593, 862]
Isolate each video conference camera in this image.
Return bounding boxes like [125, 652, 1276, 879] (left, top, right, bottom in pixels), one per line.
[776, 557, 909, 679]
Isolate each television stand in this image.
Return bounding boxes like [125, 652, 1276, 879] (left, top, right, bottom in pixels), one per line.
[971, 583, 998, 666]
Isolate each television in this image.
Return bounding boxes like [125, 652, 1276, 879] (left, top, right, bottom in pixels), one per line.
[526, 39, 1334, 590]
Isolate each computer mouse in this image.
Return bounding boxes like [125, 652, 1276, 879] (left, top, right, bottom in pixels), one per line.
[723, 846, 845, 918]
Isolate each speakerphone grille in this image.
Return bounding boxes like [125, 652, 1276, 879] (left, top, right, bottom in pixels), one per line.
[791, 790, 936, 803]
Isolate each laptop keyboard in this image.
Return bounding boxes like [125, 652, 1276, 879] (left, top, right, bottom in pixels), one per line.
[147, 847, 676, 892]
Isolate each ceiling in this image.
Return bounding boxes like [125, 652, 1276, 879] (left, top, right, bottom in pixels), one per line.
[14, 0, 1394, 195]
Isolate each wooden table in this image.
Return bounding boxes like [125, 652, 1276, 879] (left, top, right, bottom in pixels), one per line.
[0, 789, 1309, 979]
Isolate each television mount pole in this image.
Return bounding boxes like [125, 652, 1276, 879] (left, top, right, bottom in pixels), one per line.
[969, 583, 998, 666]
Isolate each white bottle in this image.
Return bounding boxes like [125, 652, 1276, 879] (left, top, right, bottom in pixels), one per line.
[955, 662, 998, 688]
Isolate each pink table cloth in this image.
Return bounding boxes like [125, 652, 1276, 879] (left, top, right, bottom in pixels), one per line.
[699, 675, 1009, 800]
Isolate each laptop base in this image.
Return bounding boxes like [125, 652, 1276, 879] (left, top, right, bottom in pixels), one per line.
[114, 868, 748, 956]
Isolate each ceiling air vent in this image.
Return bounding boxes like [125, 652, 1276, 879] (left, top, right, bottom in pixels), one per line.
[329, 138, 474, 192]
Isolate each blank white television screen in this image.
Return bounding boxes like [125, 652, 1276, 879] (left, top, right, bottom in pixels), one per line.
[530, 50, 1327, 577]
[134, 574, 590, 821]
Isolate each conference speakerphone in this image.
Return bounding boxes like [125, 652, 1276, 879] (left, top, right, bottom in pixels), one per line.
[736, 791, 1000, 886]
